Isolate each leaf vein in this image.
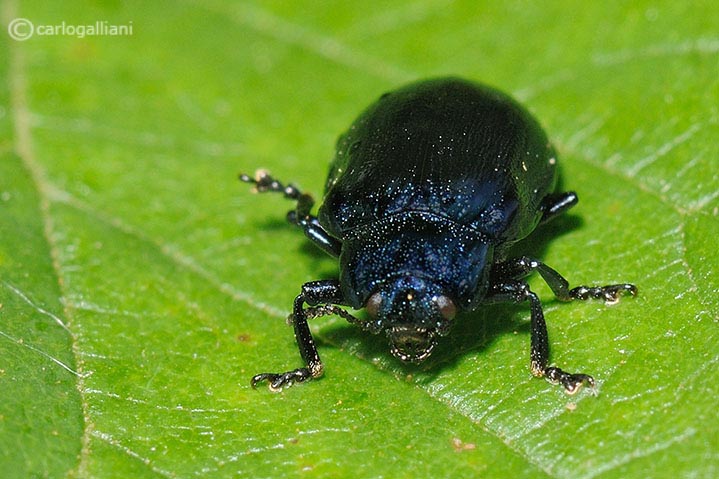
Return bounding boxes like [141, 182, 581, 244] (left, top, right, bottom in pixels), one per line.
[187, 0, 415, 82]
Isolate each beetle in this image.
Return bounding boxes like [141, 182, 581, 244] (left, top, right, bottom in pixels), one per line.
[240, 77, 636, 394]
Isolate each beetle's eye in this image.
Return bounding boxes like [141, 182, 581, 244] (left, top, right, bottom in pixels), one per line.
[434, 295, 456, 321]
[366, 292, 382, 318]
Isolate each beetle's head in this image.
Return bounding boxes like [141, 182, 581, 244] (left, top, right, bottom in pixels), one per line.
[365, 275, 457, 363]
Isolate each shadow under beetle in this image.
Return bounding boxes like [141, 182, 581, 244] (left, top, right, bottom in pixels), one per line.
[240, 77, 636, 395]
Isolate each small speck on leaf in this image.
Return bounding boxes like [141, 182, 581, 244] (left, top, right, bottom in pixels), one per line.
[451, 437, 477, 452]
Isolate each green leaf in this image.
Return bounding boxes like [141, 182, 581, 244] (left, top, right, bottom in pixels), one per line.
[1, 1, 717, 477]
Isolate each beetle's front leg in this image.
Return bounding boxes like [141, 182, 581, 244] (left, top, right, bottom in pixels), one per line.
[251, 280, 359, 391]
[487, 280, 595, 394]
[523, 287, 596, 394]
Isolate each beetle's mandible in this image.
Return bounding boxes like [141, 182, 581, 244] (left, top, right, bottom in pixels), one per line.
[240, 77, 636, 395]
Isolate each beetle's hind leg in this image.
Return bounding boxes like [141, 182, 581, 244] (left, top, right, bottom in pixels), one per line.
[539, 191, 578, 224]
[239, 170, 341, 257]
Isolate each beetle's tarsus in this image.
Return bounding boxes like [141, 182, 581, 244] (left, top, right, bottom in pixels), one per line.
[239, 170, 303, 199]
[569, 283, 637, 304]
[251, 368, 313, 391]
[544, 367, 596, 395]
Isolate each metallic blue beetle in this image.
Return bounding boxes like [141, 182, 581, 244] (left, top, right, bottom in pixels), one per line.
[241, 77, 635, 394]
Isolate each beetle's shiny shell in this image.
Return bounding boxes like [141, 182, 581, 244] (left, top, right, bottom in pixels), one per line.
[318, 77, 558, 247]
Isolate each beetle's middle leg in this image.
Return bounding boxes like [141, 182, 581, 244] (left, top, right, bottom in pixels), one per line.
[239, 170, 341, 257]
[491, 256, 637, 304]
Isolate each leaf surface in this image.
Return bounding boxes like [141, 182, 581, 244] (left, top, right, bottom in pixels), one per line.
[1, 1, 717, 477]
